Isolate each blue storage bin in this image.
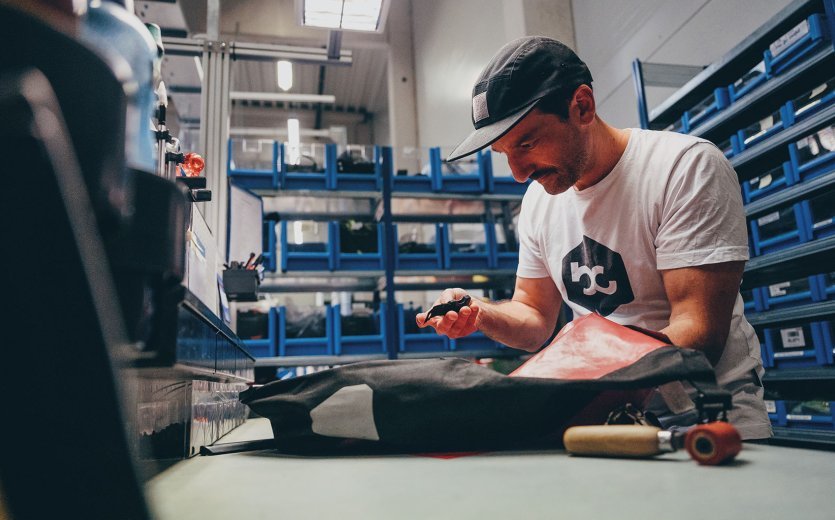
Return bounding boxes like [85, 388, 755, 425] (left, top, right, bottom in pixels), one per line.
[736, 103, 793, 150]
[280, 142, 330, 190]
[788, 76, 835, 121]
[394, 223, 444, 270]
[682, 87, 730, 132]
[783, 400, 835, 431]
[278, 305, 333, 356]
[433, 147, 487, 193]
[281, 220, 334, 272]
[333, 303, 387, 355]
[762, 275, 822, 309]
[790, 122, 835, 182]
[803, 189, 835, 240]
[764, 14, 830, 77]
[762, 321, 829, 369]
[262, 220, 278, 272]
[443, 223, 492, 270]
[397, 303, 449, 353]
[818, 272, 835, 300]
[489, 223, 519, 270]
[742, 162, 795, 203]
[765, 400, 787, 426]
[240, 308, 277, 358]
[334, 221, 384, 270]
[227, 138, 279, 189]
[484, 149, 529, 195]
[818, 318, 835, 365]
[749, 202, 808, 256]
[756, 327, 771, 368]
[449, 331, 499, 351]
[392, 146, 435, 193]
[714, 134, 741, 160]
[741, 286, 765, 313]
[728, 60, 769, 102]
[664, 117, 687, 134]
[333, 144, 382, 191]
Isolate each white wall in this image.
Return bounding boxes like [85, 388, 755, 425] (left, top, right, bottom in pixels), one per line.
[409, 0, 574, 149]
[572, 0, 794, 128]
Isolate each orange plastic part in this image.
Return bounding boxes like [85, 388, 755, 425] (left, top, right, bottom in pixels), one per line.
[685, 421, 742, 465]
[181, 152, 205, 177]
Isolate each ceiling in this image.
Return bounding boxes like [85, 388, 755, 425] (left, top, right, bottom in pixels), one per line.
[136, 0, 391, 133]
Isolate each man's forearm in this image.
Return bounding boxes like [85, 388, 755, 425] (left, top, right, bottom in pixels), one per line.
[475, 299, 555, 352]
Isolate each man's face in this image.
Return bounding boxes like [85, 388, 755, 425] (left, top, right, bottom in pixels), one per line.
[491, 108, 589, 195]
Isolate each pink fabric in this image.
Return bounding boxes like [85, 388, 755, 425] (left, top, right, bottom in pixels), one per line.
[510, 313, 669, 380]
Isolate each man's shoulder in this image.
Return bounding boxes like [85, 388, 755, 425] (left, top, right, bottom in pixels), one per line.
[634, 128, 714, 152]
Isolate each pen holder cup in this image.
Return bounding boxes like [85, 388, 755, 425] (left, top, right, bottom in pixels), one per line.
[222, 269, 260, 301]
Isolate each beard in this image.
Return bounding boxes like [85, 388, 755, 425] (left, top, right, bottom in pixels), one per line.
[536, 127, 588, 195]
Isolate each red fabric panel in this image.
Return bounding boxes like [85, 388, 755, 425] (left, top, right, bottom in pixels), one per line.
[510, 313, 670, 380]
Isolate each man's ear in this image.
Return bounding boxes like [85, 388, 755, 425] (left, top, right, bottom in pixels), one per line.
[572, 85, 596, 125]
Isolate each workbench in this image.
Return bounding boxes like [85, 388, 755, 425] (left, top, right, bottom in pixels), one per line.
[146, 418, 835, 519]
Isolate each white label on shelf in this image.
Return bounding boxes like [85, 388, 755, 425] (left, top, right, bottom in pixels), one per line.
[758, 174, 773, 190]
[813, 218, 834, 229]
[780, 327, 806, 348]
[765, 401, 777, 414]
[769, 281, 792, 297]
[786, 414, 813, 421]
[758, 211, 781, 226]
[774, 351, 804, 358]
[770, 19, 810, 58]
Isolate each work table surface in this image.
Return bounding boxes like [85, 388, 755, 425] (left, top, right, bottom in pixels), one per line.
[146, 418, 834, 520]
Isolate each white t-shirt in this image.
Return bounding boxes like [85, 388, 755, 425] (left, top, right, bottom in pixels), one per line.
[516, 128, 772, 440]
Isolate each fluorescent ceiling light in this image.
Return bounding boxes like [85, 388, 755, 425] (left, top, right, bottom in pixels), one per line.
[276, 60, 293, 91]
[298, 0, 388, 33]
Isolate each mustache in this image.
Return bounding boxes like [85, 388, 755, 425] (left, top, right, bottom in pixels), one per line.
[529, 168, 558, 181]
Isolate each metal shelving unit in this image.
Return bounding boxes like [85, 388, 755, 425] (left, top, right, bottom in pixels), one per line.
[634, 0, 835, 447]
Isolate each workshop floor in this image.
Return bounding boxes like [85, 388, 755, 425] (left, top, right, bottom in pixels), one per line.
[146, 418, 835, 520]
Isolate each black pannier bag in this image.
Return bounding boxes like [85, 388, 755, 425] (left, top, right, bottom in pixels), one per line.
[240, 313, 723, 453]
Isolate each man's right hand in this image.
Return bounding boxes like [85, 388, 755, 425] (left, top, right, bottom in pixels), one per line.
[416, 288, 480, 339]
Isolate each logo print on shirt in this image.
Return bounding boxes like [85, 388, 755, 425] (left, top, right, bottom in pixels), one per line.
[561, 236, 634, 316]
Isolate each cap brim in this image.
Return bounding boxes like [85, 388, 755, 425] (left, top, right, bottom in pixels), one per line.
[446, 99, 539, 162]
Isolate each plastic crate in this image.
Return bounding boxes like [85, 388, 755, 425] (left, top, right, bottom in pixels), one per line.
[442, 223, 491, 270]
[764, 13, 830, 77]
[333, 303, 387, 355]
[804, 189, 835, 240]
[715, 133, 741, 160]
[818, 318, 835, 364]
[742, 161, 796, 203]
[333, 144, 381, 191]
[819, 272, 835, 301]
[489, 222, 519, 270]
[262, 220, 278, 272]
[280, 220, 334, 272]
[736, 102, 793, 150]
[783, 400, 835, 431]
[788, 76, 835, 122]
[240, 308, 277, 358]
[663, 118, 687, 134]
[682, 87, 731, 132]
[762, 321, 829, 368]
[334, 221, 384, 270]
[227, 138, 279, 189]
[433, 147, 487, 193]
[761, 275, 822, 309]
[397, 303, 449, 353]
[392, 146, 435, 193]
[749, 202, 808, 256]
[790, 122, 835, 182]
[484, 149, 529, 195]
[278, 305, 333, 356]
[727, 60, 769, 102]
[756, 327, 771, 368]
[280, 142, 330, 190]
[394, 223, 444, 270]
[765, 400, 787, 426]
[449, 331, 499, 351]
[741, 286, 765, 313]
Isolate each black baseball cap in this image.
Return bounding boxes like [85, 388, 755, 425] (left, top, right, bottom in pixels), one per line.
[447, 37, 593, 162]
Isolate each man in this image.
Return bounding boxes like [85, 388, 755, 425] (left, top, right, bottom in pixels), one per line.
[417, 36, 771, 440]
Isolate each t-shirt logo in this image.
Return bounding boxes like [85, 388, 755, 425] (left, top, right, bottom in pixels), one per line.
[561, 236, 634, 316]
